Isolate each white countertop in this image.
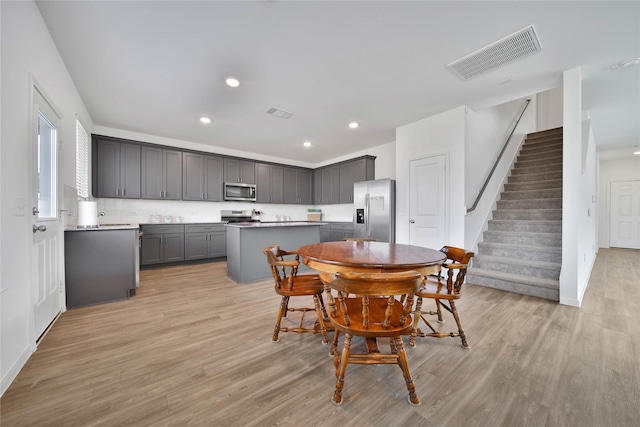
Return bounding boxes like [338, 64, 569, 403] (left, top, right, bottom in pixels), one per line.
[65, 224, 139, 231]
[225, 221, 328, 228]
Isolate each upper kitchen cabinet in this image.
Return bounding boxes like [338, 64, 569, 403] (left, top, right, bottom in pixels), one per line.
[339, 156, 375, 203]
[321, 166, 340, 204]
[183, 153, 223, 202]
[224, 158, 255, 184]
[141, 146, 182, 200]
[92, 136, 141, 199]
[283, 167, 312, 204]
[256, 163, 284, 203]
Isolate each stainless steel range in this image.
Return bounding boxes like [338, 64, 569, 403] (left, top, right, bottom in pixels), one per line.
[220, 209, 260, 224]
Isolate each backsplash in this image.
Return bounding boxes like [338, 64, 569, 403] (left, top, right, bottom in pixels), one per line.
[93, 198, 354, 225]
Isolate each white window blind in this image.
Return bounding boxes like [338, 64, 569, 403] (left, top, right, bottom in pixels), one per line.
[75, 118, 89, 198]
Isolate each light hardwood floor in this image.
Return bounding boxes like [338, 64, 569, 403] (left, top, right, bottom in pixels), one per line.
[2, 248, 639, 426]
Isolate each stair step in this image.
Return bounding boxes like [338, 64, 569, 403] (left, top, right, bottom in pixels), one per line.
[482, 230, 562, 246]
[514, 155, 563, 168]
[508, 170, 562, 183]
[488, 219, 562, 233]
[492, 209, 562, 221]
[504, 179, 562, 191]
[473, 255, 561, 280]
[501, 188, 562, 200]
[526, 127, 563, 137]
[512, 162, 563, 175]
[466, 268, 559, 301]
[477, 241, 562, 262]
[520, 141, 563, 154]
[496, 198, 562, 210]
[517, 149, 563, 162]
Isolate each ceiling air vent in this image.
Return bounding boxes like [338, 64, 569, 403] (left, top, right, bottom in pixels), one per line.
[265, 107, 293, 119]
[447, 25, 543, 80]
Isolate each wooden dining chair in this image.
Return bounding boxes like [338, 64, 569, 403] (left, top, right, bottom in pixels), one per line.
[263, 245, 328, 344]
[321, 270, 423, 406]
[409, 246, 475, 348]
[342, 237, 378, 242]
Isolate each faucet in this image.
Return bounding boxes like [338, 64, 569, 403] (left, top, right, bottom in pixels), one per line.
[98, 211, 105, 217]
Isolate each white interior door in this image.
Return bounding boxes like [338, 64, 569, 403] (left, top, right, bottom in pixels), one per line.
[409, 154, 446, 248]
[32, 85, 63, 339]
[610, 180, 640, 249]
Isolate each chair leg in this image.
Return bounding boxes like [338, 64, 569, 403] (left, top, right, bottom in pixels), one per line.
[394, 336, 420, 406]
[331, 329, 340, 357]
[313, 294, 329, 344]
[409, 296, 423, 347]
[449, 300, 469, 348]
[272, 296, 289, 342]
[333, 333, 352, 406]
[435, 298, 444, 323]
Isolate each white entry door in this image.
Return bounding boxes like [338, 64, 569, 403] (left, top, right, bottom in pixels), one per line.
[610, 180, 640, 249]
[32, 86, 63, 339]
[409, 154, 446, 248]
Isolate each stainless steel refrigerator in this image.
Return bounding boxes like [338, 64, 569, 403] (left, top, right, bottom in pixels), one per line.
[353, 178, 396, 242]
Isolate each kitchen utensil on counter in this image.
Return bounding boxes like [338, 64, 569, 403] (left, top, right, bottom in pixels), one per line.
[150, 215, 161, 223]
[173, 216, 183, 223]
[163, 215, 173, 224]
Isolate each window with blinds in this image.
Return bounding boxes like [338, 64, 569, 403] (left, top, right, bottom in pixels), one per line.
[75, 119, 89, 198]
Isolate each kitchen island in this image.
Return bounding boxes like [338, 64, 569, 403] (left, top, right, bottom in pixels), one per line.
[226, 222, 326, 283]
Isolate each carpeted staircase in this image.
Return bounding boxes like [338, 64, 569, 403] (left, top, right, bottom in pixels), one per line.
[467, 127, 563, 301]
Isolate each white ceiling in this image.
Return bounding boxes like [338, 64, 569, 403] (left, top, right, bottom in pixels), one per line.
[36, 1, 640, 165]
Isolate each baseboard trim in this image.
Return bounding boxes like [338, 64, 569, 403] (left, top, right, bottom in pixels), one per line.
[1, 344, 33, 397]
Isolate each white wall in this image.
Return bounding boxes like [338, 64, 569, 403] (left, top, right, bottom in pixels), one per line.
[597, 155, 640, 248]
[1, 1, 93, 395]
[537, 87, 563, 131]
[464, 96, 538, 250]
[395, 107, 466, 247]
[578, 120, 598, 298]
[560, 67, 598, 307]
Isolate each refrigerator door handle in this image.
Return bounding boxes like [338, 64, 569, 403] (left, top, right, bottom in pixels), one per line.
[365, 193, 370, 237]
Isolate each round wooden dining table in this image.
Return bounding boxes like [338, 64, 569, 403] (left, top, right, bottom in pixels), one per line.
[297, 241, 446, 276]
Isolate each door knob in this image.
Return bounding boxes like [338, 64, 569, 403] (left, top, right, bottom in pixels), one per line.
[33, 225, 47, 233]
[409, 220, 415, 224]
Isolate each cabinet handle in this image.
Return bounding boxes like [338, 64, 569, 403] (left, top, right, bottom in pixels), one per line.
[116, 188, 120, 196]
[123, 188, 126, 196]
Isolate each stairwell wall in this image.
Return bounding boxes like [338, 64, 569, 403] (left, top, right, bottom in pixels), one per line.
[464, 97, 538, 251]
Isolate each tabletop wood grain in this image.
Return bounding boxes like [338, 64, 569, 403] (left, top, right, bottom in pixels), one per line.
[298, 241, 446, 275]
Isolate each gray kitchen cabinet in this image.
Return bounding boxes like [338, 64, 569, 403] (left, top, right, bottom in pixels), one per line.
[93, 137, 141, 198]
[313, 169, 322, 205]
[340, 158, 372, 203]
[283, 167, 312, 204]
[65, 228, 138, 308]
[256, 163, 284, 203]
[321, 166, 340, 204]
[140, 224, 185, 265]
[328, 222, 355, 241]
[142, 146, 183, 200]
[319, 224, 331, 242]
[183, 152, 223, 201]
[224, 158, 255, 184]
[185, 224, 227, 260]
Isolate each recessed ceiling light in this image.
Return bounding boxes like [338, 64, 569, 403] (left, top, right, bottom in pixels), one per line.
[303, 141, 312, 148]
[633, 151, 640, 155]
[349, 122, 359, 129]
[225, 77, 240, 87]
[200, 117, 211, 124]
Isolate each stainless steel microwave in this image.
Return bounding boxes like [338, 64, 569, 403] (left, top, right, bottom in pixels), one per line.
[224, 182, 256, 202]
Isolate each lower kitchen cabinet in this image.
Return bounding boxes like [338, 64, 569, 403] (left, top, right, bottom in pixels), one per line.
[320, 222, 354, 242]
[140, 225, 185, 265]
[141, 223, 226, 266]
[185, 224, 226, 260]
